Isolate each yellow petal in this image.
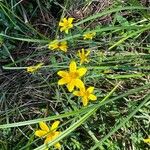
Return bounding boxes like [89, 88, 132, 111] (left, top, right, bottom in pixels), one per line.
[39, 122, 49, 132]
[83, 58, 89, 63]
[54, 142, 61, 149]
[67, 81, 75, 92]
[59, 22, 64, 26]
[44, 136, 52, 144]
[78, 50, 81, 57]
[83, 36, 86, 40]
[58, 78, 68, 85]
[27, 66, 36, 73]
[81, 48, 85, 55]
[74, 79, 85, 89]
[83, 33, 90, 39]
[62, 18, 67, 22]
[85, 50, 90, 56]
[82, 97, 88, 106]
[60, 27, 64, 32]
[60, 41, 68, 51]
[51, 131, 61, 140]
[57, 71, 68, 77]
[68, 17, 74, 24]
[143, 138, 150, 143]
[89, 94, 97, 101]
[36, 63, 44, 68]
[73, 91, 81, 96]
[59, 45, 67, 52]
[48, 40, 59, 49]
[50, 121, 60, 131]
[80, 59, 84, 65]
[68, 24, 73, 29]
[65, 29, 69, 34]
[69, 61, 76, 72]
[35, 130, 47, 137]
[87, 87, 94, 93]
[77, 68, 87, 77]
[44, 132, 61, 148]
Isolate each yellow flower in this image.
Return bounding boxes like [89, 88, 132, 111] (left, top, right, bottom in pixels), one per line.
[83, 32, 96, 40]
[73, 86, 97, 106]
[35, 121, 61, 149]
[59, 17, 74, 34]
[48, 40, 68, 52]
[57, 61, 87, 92]
[78, 48, 90, 65]
[27, 63, 43, 73]
[143, 138, 150, 143]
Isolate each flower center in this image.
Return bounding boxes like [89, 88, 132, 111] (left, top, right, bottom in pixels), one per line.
[81, 54, 86, 59]
[64, 21, 70, 28]
[85, 91, 90, 98]
[48, 131, 55, 138]
[57, 42, 62, 47]
[70, 72, 79, 79]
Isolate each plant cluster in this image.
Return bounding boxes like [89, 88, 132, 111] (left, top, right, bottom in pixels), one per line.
[27, 17, 98, 149]
[1, 1, 150, 150]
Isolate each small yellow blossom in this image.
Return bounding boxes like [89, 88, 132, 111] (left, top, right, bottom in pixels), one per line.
[103, 69, 113, 74]
[143, 138, 150, 143]
[73, 86, 97, 106]
[35, 121, 61, 149]
[27, 63, 43, 73]
[57, 61, 87, 92]
[48, 40, 68, 52]
[59, 17, 74, 34]
[83, 32, 96, 40]
[78, 48, 90, 65]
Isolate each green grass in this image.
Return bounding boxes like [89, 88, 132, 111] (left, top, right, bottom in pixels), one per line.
[0, 0, 150, 150]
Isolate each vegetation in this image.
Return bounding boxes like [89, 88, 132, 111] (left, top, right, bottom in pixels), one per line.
[0, 0, 150, 150]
